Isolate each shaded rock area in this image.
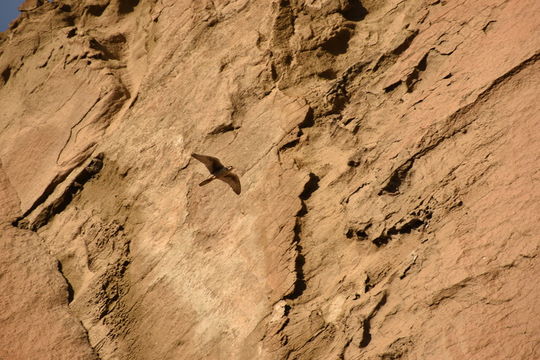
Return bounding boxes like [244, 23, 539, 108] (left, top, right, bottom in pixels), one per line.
[0, 0, 539, 359]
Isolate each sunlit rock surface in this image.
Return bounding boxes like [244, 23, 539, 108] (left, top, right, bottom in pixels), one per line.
[1, 0, 539, 359]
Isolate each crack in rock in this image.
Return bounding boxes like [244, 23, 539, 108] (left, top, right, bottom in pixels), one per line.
[284, 173, 320, 300]
[379, 51, 540, 196]
[14, 153, 104, 230]
[56, 260, 75, 303]
[372, 208, 431, 247]
[359, 292, 387, 348]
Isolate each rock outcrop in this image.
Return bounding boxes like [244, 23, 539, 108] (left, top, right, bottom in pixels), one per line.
[1, 0, 538, 359]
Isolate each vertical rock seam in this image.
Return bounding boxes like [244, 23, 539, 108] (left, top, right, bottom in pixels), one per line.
[284, 173, 320, 300]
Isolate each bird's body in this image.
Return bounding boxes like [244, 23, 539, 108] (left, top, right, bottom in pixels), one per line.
[191, 153, 241, 195]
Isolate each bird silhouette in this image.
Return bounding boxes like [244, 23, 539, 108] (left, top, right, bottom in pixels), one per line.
[191, 153, 241, 195]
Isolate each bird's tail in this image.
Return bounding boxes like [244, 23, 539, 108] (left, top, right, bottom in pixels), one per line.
[199, 177, 215, 186]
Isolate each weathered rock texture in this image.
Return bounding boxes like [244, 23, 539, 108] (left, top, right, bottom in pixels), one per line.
[1, 0, 539, 359]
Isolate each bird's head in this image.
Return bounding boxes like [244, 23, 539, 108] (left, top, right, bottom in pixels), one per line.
[226, 165, 234, 171]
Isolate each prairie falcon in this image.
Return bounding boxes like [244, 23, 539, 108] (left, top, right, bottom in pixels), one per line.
[191, 153, 241, 195]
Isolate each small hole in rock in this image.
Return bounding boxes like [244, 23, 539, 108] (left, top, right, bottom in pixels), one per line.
[341, 0, 368, 21]
[356, 230, 368, 239]
[318, 69, 337, 79]
[1, 66, 11, 84]
[321, 29, 351, 55]
[87, 4, 107, 16]
[118, 0, 140, 14]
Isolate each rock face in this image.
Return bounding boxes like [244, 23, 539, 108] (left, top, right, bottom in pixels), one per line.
[1, 0, 539, 359]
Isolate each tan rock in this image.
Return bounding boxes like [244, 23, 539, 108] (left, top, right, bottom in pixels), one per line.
[0, 0, 538, 359]
[18, 0, 44, 12]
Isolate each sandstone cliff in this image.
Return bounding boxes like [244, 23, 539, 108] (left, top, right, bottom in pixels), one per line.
[1, 0, 539, 359]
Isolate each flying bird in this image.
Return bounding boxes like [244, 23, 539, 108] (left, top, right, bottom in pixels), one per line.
[191, 153, 241, 195]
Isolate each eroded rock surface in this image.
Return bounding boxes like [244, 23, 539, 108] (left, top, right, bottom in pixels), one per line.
[1, 0, 539, 359]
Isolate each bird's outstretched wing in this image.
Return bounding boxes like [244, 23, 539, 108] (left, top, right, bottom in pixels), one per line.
[191, 153, 224, 173]
[220, 173, 241, 195]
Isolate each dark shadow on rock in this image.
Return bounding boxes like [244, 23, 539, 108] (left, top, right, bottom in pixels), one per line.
[341, 0, 368, 21]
